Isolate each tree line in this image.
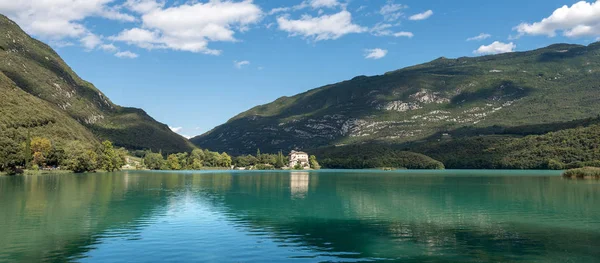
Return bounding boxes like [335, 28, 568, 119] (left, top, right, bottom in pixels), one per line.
[0, 130, 127, 175]
[141, 149, 232, 170]
[1, 129, 322, 174]
[232, 149, 320, 170]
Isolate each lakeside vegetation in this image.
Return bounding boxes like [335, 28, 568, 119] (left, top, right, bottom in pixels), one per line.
[563, 167, 600, 179]
[0, 131, 319, 175]
[314, 144, 445, 170]
[409, 124, 600, 170]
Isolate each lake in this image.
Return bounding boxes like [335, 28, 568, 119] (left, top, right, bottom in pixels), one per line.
[1, 170, 599, 262]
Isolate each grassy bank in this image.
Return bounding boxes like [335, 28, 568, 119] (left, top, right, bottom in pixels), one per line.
[562, 167, 600, 179]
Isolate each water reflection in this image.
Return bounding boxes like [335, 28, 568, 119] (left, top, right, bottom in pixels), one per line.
[0, 171, 599, 262]
[290, 172, 310, 199]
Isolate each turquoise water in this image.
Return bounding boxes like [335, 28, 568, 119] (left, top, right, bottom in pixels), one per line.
[1, 170, 599, 262]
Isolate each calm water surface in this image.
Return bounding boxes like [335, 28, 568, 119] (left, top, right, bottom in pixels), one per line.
[1, 170, 599, 262]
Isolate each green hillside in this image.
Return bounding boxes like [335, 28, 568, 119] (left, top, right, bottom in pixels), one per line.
[0, 14, 193, 154]
[192, 42, 600, 155]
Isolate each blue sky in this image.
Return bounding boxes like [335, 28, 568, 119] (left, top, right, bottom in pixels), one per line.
[2, 0, 600, 138]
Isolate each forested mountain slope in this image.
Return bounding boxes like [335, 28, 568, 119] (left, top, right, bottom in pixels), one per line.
[0, 15, 193, 153]
[192, 42, 600, 155]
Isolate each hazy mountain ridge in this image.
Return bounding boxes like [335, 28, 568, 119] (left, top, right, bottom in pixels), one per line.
[0, 15, 193, 153]
[192, 42, 600, 155]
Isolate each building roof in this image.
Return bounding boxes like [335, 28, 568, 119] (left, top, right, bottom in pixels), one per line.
[289, 150, 308, 156]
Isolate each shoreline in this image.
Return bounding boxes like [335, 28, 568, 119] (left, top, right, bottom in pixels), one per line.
[2, 168, 568, 177]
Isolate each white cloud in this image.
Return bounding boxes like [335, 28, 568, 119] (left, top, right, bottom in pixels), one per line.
[467, 33, 491, 41]
[111, 0, 263, 54]
[277, 11, 366, 41]
[269, 7, 291, 15]
[409, 10, 433, 21]
[80, 33, 103, 50]
[379, 1, 407, 22]
[0, 0, 133, 40]
[370, 23, 393, 36]
[393, 31, 413, 38]
[514, 1, 600, 38]
[50, 41, 75, 48]
[474, 41, 516, 55]
[364, 48, 388, 59]
[370, 23, 413, 38]
[100, 43, 119, 52]
[234, 60, 250, 69]
[269, 0, 341, 15]
[100, 7, 136, 22]
[169, 126, 183, 133]
[123, 0, 165, 14]
[308, 0, 341, 9]
[115, 51, 139, 58]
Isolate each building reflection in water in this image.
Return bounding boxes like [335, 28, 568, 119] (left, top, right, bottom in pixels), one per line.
[290, 172, 310, 199]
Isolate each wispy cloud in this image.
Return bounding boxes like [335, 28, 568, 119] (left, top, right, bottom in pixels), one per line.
[467, 33, 491, 41]
[234, 60, 251, 69]
[364, 48, 388, 59]
[409, 10, 433, 21]
[115, 51, 139, 59]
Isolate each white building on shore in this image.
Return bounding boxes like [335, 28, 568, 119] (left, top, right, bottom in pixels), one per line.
[288, 151, 310, 169]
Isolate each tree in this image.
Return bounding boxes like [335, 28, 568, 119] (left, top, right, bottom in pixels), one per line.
[62, 141, 98, 173]
[189, 149, 205, 170]
[309, 155, 321, 170]
[219, 153, 232, 167]
[99, 140, 123, 172]
[204, 150, 220, 167]
[190, 149, 205, 162]
[24, 130, 32, 169]
[0, 136, 22, 175]
[190, 159, 203, 170]
[275, 151, 286, 168]
[116, 147, 129, 167]
[167, 154, 181, 170]
[176, 152, 189, 169]
[30, 137, 52, 167]
[144, 152, 164, 170]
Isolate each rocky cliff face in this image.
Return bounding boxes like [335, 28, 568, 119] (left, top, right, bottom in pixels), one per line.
[192, 43, 600, 155]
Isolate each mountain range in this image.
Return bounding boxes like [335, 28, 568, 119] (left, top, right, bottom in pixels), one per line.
[0, 15, 193, 154]
[2, 13, 600, 170]
[191, 41, 600, 157]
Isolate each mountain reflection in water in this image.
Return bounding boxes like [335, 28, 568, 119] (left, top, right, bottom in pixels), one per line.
[0, 170, 598, 262]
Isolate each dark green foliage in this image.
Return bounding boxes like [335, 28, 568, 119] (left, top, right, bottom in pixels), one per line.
[99, 141, 125, 172]
[314, 145, 445, 170]
[232, 151, 286, 169]
[143, 152, 164, 170]
[142, 148, 232, 171]
[275, 151, 286, 168]
[309, 155, 320, 170]
[0, 133, 22, 174]
[166, 154, 181, 170]
[61, 141, 98, 173]
[255, 164, 275, 170]
[24, 130, 31, 168]
[409, 124, 600, 170]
